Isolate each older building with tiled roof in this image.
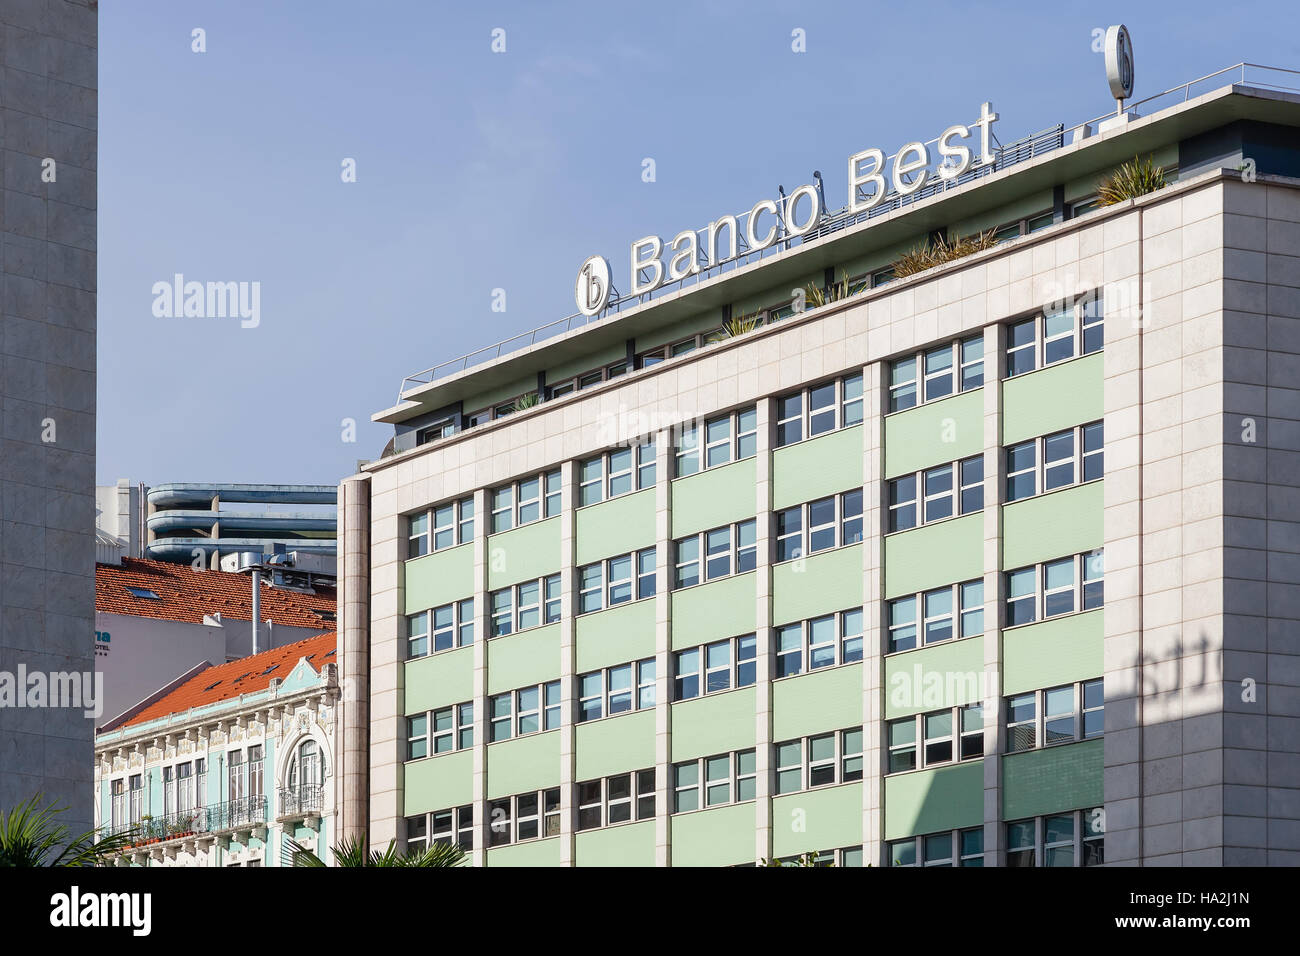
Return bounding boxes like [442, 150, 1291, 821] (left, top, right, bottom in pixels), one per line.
[95, 633, 340, 868]
[95, 558, 336, 727]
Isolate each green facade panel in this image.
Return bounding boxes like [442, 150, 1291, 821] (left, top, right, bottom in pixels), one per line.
[884, 760, 984, 841]
[405, 647, 473, 715]
[486, 732, 562, 799]
[404, 544, 474, 614]
[575, 711, 656, 780]
[884, 637, 986, 719]
[486, 625, 561, 695]
[670, 802, 757, 866]
[575, 599, 657, 673]
[1001, 353, 1103, 445]
[1002, 481, 1103, 569]
[884, 390, 984, 479]
[671, 458, 757, 538]
[488, 517, 561, 590]
[576, 490, 656, 566]
[486, 837, 563, 867]
[404, 750, 473, 814]
[1002, 610, 1103, 695]
[576, 820, 657, 866]
[772, 664, 864, 741]
[883, 514, 982, 598]
[772, 544, 863, 624]
[1002, 739, 1103, 820]
[670, 572, 757, 650]
[772, 426, 864, 511]
[771, 783, 864, 857]
[670, 688, 757, 762]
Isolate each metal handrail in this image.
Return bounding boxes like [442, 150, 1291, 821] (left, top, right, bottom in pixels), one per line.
[276, 784, 324, 817]
[397, 62, 1300, 401]
[110, 796, 268, 844]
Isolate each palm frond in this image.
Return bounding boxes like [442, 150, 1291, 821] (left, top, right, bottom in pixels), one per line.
[0, 794, 134, 867]
[892, 230, 999, 279]
[1097, 155, 1167, 205]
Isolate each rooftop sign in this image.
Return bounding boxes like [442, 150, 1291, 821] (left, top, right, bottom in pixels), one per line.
[576, 102, 999, 312]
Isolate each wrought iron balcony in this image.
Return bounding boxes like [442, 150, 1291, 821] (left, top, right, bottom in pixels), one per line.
[108, 796, 268, 848]
[276, 785, 324, 821]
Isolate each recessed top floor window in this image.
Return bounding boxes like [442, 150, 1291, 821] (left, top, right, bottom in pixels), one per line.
[548, 359, 629, 398]
[416, 418, 458, 447]
[991, 210, 1054, 244]
[889, 335, 984, 412]
[580, 441, 655, 507]
[1006, 421, 1103, 502]
[887, 456, 983, 533]
[490, 470, 561, 534]
[578, 547, 656, 614]
[1006, 679, 1103, 754]
[675, 406, 757, 477]
[673, 520, 756, 588]
[775, 373, 864, 447]
[408, 496, 475, 558]
[638, 330, 722, 369]
[1005, 292, 1103, 378]
[774, 490, 862, 562]
[1005, 550, 1103, 628]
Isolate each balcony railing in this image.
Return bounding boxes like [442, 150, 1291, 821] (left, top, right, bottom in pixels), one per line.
[277, 785, 324, 819]
[107, 796, 268, 845]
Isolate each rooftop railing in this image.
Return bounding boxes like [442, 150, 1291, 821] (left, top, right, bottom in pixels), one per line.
[396, 62, 1300, 402]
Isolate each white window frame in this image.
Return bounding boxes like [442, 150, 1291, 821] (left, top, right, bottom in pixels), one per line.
[1004, 292, 1104, 379]
[1004, 550, 1105, 629]
[889, 336, 984, 414]
[674, 406, 758, 477]
[774, 374, 865, 447]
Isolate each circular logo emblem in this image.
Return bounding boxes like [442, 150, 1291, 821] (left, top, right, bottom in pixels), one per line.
[575, 255, 611, 317]
[1105, 25, 1134, 101]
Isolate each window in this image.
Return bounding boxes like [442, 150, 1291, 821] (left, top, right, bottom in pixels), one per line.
[1005, 809, 1106, 867]
[406, 598, 475, 659]
[673, 520, 756, 587]
[673, 634, 757, 700]
[489, 470, 561, 533]
[422, 804, 475, 852]
[887, 579, 983, 653]
[487, 788, 561, 846]
[577, 659, 656, 722]
[774, 374, 864, 447]
[1004, 550, 1104, 627]
[579, 441, 656, 507]
[889, 336, 984, 412]
[1004, 292, 1104, 378]
[891, 827, 985, 867]
[672, 750, 757, 812]
[773, 491, 862, 560]
[408, 701, 473, 758]
[577, 770, 656, 829]
[887, 456, 983, 532]
[675, 406, 758, 476]
[1006, 422, 1103, 503]
[771, 608, 864, 676]
[1004, 679, 1103, 752]
[227, 751, 243, 803]
[578, 548, 656, 613]
[126, 586, 161, 600]
[772, 730, 862, 793]
[176, 762, 193, 813]
[888, 705, 984, 772]
[248, 745, 263, 803]
[110, 779, 125, 829]
[407, 496, 474, 557]
[486, 681, 559, 741]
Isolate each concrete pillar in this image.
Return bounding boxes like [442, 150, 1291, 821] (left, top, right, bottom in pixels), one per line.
[981, 322, 1006, 865]
[337, 474, 371, 846]
[863, 360, 885, 865]
[654, 431, 672, 867]
[754, 398, 775, 864]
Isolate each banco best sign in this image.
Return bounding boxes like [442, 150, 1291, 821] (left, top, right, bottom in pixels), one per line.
[576, 102, 999, 316]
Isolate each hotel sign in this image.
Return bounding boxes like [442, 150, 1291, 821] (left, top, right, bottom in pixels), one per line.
[576, 102, 999, 311]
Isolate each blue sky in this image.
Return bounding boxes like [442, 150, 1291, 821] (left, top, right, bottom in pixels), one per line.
[96, 0, 1300, 485]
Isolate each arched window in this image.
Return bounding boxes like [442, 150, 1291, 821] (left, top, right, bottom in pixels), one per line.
[287, 739, 324, 791]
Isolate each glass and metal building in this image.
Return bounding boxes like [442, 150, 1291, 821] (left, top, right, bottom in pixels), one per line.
[339, 66, 1300, 866]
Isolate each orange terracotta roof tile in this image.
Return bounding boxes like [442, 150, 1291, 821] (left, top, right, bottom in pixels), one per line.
[120, 632, 337, 728]
[96, 557, 335, 628]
